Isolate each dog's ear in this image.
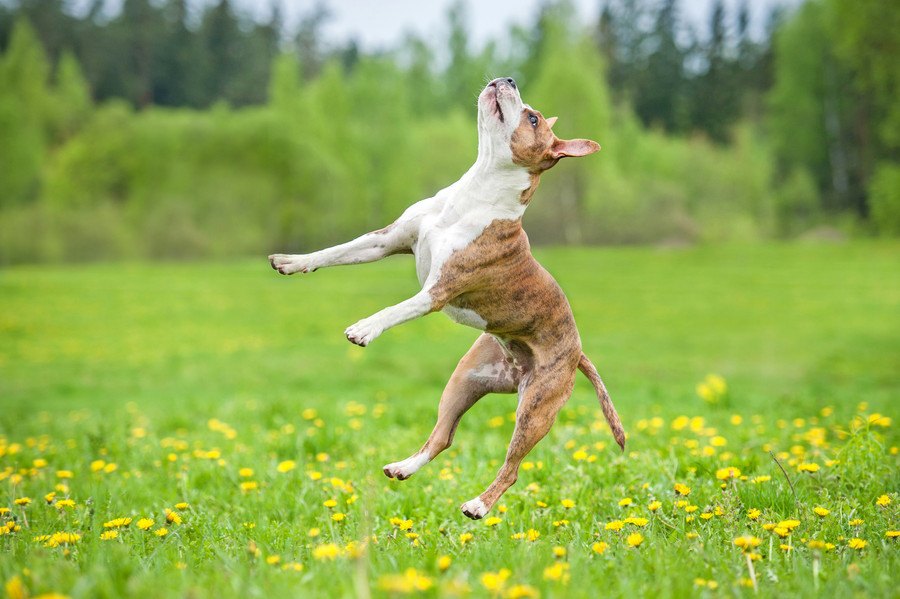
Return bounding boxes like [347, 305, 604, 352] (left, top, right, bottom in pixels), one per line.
[550, 138, 600, 159]
[546, 116, 558, 128]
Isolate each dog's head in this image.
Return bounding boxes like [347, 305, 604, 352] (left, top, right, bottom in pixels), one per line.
[477, 77, 600, 173]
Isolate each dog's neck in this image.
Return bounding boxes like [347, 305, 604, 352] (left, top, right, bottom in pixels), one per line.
[443, 141, 536, 220]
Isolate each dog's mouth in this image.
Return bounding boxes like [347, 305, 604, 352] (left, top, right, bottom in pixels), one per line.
[494, 96, 504, 123]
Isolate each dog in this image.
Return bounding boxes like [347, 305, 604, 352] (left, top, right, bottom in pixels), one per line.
[269, 77, 625, 519]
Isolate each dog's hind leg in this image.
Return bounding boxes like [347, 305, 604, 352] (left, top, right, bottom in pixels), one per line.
[383, 334, 518, 480]
[460, 355, 578, 519]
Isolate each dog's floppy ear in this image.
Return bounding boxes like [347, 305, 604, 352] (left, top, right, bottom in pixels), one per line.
[550, 138, 600, 159]
[546, 116, 558, 128]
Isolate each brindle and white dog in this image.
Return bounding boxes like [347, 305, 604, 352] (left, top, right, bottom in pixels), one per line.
[269, 77, 625, 519]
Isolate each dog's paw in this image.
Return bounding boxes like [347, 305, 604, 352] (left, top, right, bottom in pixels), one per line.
[383, 453, 429, 480]
[268, 254, 314, 276]
[345, 318, 383, 347]
[460, 497, 489, 520]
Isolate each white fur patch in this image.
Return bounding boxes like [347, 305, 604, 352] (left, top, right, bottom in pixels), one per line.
[460, 496, 489, 519]
[442, 305, 488, 329]
[383, 452, 430, 480]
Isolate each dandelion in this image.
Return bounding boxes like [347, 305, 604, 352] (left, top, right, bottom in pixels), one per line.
[626, 533, 644, 547]
[715, 467, 741, 480]
[134, 518, 154, 530]
[553, 546, 567, 558]
[543, 562, 570, 583]
[14, 498, 31, 506]
[484, 517, 502, 527]
[561, 499, 575, 508]
[277, 460, 296, 473]
[437, 555, 452, 572]
[378, 568, 433, 593]
[876, 494, 891, 507]
[459, 532, 474, 545]
[239, 467, 254, 477]
[56, 470, 73, 479]
[885, 531, 899, 539]
[100, 530, 118, 541]
[240, 481, 259, 492]
[312, 543, 343, 561]
[553, 520, 569, 527]
[618, 497, 633, 507]
[849, 518, 864, 526]
[624, 517, 648, 527]
[733, 536, 762, 551]
[592, 541, 609, 554]
[674, 483, 691, 496]
[154, 528, 168, 537]
[103, 517, 132, 528]
[814, 507, 829, 517]
[648, 501, 662, 512]
[605, 520, 624, 531]
[748, 508, 761, 520]
[797, 463, 820, 473]
[480, 569, 511, 592]
[389, 517, 414, 531]
[506, 584, 539, 599]
[266, 555, 281, 565]
[331, 512, 346, 522]
[165, 510, 182, 525]
[848, 538, 867, 550]
[323, 499, 337, 508]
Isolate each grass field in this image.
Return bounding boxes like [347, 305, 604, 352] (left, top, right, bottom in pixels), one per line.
[1, 242, 898, 598]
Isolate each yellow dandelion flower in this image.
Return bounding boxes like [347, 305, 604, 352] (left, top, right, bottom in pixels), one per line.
[165, 510, 182, 525]
[103, 517, 132, 529]
[542, 562, 570, 583]
[814, 507, 830, 517]
[14, 498, 31, 506]
[437, 555, 452, 572]
[715, 467, 741, 480]
[313, 543, 342, 560]
[307, 527, 320, 537]
[240, 481, 259, 492]
[55, 499, 75, 509]
[331, 512, 346, 522]
[748, 508, 761, 520]
[876, 494, 891, 507]
[684, 505, 699, 514]
[618, 497, 633, 507]
[733, 536, 762, 550]
[323, 499, 338, 508]
[553, 520, 569, 527]
[848, 538, 867, 550]
[266, 555, 281, 565]
[100, 530, 118, 541]
[56, 470, 73, 479]
[626, 532, 644, 547]
[674, 483, 691, 496]
[572, 449, 589, 461]
[137, 518, 154, 530]
[849, 518, 864, 526]
[307, 471, 322, 481]
[885, 531, 899, 539]
[552, 546, 567, 558]
[592, 541, 609, 554]
[526, 529, 541, 542]
[506, 584, 539, 599]
[648, 501, 662, 511]
[277, 460, 296, 473]
[484, 516, 502, 527]
[624, 517, 649, 527]
[154, 528, 168, 537]
[44, 492, 56, 504]
[480, 569, 511, 592]
[459, 532, 474, 545]
[797, 462, 820, 473]
[239, 467, 254, 477]
[536, 500, 548, 508]
[605, 520, 625, 531]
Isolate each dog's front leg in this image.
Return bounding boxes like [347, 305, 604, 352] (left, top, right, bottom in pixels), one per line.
[344, 290, 436, 347]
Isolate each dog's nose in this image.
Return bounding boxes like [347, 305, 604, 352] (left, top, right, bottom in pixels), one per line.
[489, 77, 517, 90]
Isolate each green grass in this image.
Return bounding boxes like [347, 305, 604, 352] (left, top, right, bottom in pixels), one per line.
[0, 242, 898, 598]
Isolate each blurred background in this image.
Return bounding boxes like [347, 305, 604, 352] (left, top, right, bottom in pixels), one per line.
[0, 0, 897, 264]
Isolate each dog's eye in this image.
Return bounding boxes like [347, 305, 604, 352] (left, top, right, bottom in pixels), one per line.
[529, 114, 538, 127]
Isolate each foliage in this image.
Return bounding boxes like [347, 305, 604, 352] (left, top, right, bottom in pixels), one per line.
[0, 244, 898, 596]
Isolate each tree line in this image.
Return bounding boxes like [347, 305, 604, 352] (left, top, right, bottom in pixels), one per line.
[0, 0, 897, 264]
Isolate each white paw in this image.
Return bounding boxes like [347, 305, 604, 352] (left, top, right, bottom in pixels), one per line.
[460, 497, 489, 520]
[383, 453, 429, 480]
[268, 254, 314, 275]
[344, 317, 383, 347]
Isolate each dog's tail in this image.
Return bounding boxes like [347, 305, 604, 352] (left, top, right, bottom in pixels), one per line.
[578, 353, 626, 451]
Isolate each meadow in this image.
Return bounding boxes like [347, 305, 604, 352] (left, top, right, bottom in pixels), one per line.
[1, 242, 898, 598]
